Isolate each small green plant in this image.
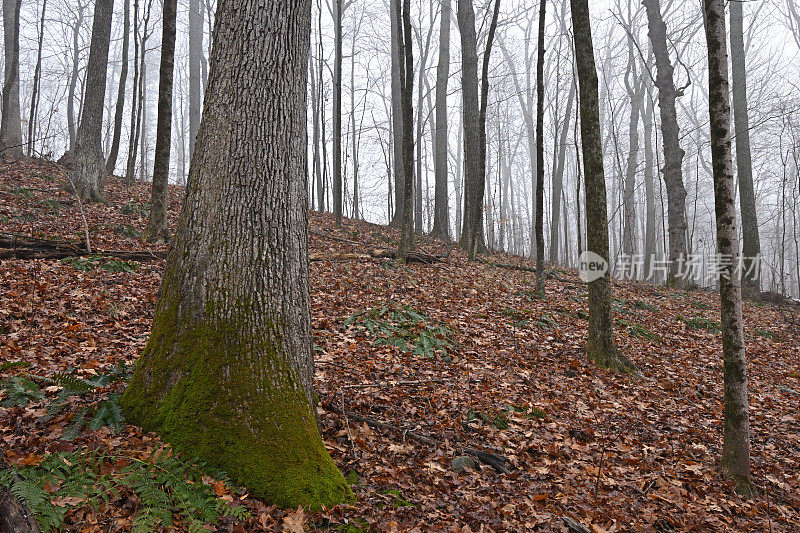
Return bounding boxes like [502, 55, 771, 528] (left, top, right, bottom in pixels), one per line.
[617, 319, 664, 343]
[345, 302, 454, 359]
[630, 300, 657, 312]
[8, 185, 34, 197]
[680, 316, 721, 333]
[121, 200, 149, 217]
[689, 300, 711, 310]
[38, 199, 61, 214]
[754, 328, 779, 340]
[0, 449, 250, 533]
[0, 375, 46, 407]
[62, 255, 138, 273]
[467, 408, 510, 430]
[381, 488, 414, 508]
[0, 360, 32, 373]
[115, 223, 141, 239]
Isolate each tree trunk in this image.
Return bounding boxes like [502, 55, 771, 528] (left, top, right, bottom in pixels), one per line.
[27, 0, 48, 157]
[125, 0, 141, 182]
[622, 50, 642, 259]
[549, 78, 575, 264]
[71, 0, 114, 201]
[389, 0, 405, 227]
[535, 0, 546, 294]
[570, 0, 634, 372]
[729, 0, 761, 297]
[397, 0, 415, 258]
[703, 0, 751, 495]
[188, 0, 203, 158]
[67, 4, 85, 153]
[107, 0, 130, 175]
[145, 0, 176, 244]
[643, 0, 688, 288]
[333, 0, 343, 225]
[643, 77, 657, 281]
[430, 0, 451, 239]
[121, 0, 352, 508]
[1, 0, 23, 158]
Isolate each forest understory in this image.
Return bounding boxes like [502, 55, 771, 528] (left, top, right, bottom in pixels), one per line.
[1, 159, 799, 532]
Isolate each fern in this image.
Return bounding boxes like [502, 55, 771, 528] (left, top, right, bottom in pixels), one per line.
[0, 360, 31, 373]
[0, 376, 45, 407]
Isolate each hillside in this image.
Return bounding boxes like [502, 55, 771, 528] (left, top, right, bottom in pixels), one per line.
[1, 158, 799, 532]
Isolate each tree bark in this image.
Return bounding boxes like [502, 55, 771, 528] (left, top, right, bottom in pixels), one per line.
[535, 0, 546, 294]
[643, 0, 688, 288]
[1, 0, 23, 158]
[549, 79, 575, 264]
[71, 0, 114, 201]
[145, 0, 177, 244]
[729, 0, 761, 297]
[66, 3, 85, 153]
[333, 0, 344, 225]
[703, 0, 751, 495]
[107, 0, 131, 175]
[397, 0, 415, 258]
[643, 76, 657, 280]
[622, 40, 642, 259]
[121, 0, 352, 508]
[430, 0, 451, 239]
[389, 0, 405, 227]
[570, 0, 634, 372]
[188, 0, 203, 158]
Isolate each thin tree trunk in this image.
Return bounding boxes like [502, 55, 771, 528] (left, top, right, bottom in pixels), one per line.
[570, 0, 634, 372]
[66, 4, 85, 153]
[27, 0, 48, 157]
[431, 0, 451, 239]
[121, 0, 352, 508]
[703, 0, 751, 495]
[643, 77, 657, 280]
[107, 0, 130, 174]
[71, 0, 114, 201]
[333, 0, 343, 225]
[145, 0, 177, 244]
[125, 0, 141, 182]
[643, 0, 688, 288]
[389, 0, 405, 227]
[535, 0, 546, 294]
[188, 0, 203, 158]
[397, 0, 415, 257]
[730, 0, 761, 297]
[549, 79, 575, 263]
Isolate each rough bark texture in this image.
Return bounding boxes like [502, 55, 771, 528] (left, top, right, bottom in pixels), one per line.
[703, 0, 751, 495]
[333, 0, 343, 225]
[643, 0, 688, 288]
[457, 0, 481, 257]
[535, 0, 546, 294]
[729, 0, 761, 297]
[107, 0, 130, 175]
[397, 0, 415, 258]
[430, 0, 451, 239]
[188, 0, 203, 158]
[389, 0, 405, 227]
[71, 0, 113, 202]
[622, 28, 642, 259]
[570, 0, 634, 373]
[121, 0, 352, 508]
[145, 0, 176, 244]
[1, 0, 23, 158]
[642, 79, 657, 281]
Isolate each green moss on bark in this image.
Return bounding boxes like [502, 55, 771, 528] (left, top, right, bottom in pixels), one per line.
[121, 298, 353, 509]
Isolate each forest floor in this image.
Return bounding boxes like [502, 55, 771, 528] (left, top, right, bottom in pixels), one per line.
[1, 158, 799, 532]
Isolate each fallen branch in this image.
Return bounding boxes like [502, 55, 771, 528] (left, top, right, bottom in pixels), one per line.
[321, 401, 510, 474]
[0, 235, 167, 262]
[561, 516, 592, 533]
[0, 459, 42, 533]
[309, 249, 442, 264]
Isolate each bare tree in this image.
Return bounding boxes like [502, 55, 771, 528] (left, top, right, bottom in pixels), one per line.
[535, 0, 546, 294]
[333, 0, 343, 224]
[0, 0, 22, 158]
[188, 0, 204, 157]
[121, 0, 353, 508]
[571, 0, 634, 372]
[397, 0, 415, 258]
[145, 0, 178, 244]
[27, 0, 48, 157]
[430, 0, 451, 239]
[107, 0, 130, 174]
[71, 0, 114, 201]
[730, 0, 761, 297]
[389, 0, 405, 227]
[643, 0, 688, 288]
[702, 0, 751, 496]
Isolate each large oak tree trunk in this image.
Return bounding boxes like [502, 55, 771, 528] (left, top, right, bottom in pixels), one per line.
[643, 0, 688, 288]
[570, 0, 634, 373]
[71, 0, 114, 201]
[145, 0, 177, 244]
[703, 0, 751, 495]
[121, 0, 352, 508]
[729, 0, 761, 297]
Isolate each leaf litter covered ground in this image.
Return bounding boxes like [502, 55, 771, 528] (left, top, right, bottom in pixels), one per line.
[1, 158, 799, 532]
